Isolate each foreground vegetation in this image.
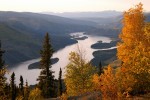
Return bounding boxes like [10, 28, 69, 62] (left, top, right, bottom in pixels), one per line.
[0, 3, 150, 100]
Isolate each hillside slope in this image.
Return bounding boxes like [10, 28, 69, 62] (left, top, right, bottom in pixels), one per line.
[0, 23, 41, 66]
[0, 11, 97, 35]
[0, 11, 97, 67]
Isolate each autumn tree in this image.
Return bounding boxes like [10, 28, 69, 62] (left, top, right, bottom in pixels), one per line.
[115, 67, 134, 97]
[28, 88, 43, 100]
[93, 65, 118, 99]
[37, 33, 55, 98]
[58, 67, 63, 96]
[64, 51, 96, 96]
[92, 74, 101, 91]
[117, 3, 150, 94]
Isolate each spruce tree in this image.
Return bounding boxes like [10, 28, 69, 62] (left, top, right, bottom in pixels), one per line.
[98, 61, 103, 76]
[0, 40, 5, 69]
[10, 72, 16, 100]
[24, 80, 29, 100]
[58, 68, 63, 96]
[0, 40, 7, 99]
[19, 75, 24, 96]
[37, 33, 55, 98]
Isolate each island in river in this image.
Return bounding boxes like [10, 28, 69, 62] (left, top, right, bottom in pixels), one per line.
[6, 32, 118, 85]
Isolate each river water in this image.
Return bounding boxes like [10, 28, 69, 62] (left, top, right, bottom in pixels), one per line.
[6, 32, 112, 85]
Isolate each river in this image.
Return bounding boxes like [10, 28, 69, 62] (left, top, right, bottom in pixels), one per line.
[6, 32, 113, 85]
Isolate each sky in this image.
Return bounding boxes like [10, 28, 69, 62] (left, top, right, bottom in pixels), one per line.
[0, 0, 150, 12]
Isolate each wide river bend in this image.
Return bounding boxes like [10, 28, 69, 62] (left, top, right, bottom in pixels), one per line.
[6, 32, 114, 85]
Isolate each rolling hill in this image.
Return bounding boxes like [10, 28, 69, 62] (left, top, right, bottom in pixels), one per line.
[0, 11, 97, 67]
[0, 11, 97, 35]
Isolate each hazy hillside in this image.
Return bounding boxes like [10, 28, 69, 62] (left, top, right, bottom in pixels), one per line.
[0, 11, 97, 35]
[0, 11, 98, 67]
[85, 13, 150, 37]
[0, 23, 41, 65]
[73, 12, 150, 29]
[43, 11, 122, 18]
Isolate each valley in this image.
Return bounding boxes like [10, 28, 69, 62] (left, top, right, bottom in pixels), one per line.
[6, 32, 116, 85]
[1, 10, 150, 85]
[1, 2, 150, 99]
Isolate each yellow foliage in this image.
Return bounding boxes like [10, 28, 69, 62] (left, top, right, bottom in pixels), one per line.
[99, 65, 118, 99]
[115, 68, 135, 94]
[64, 52, 96, 96]
[60, 93, 68, 100]
[92, 66, 136, 99]
[117, 3, 150, 93]
[28, 88, 43, 100]
[92, 74, 101, 91]
[16, 95, 24, 100]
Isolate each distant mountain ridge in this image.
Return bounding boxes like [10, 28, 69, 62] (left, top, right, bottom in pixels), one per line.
[42, 10, 122, 18]
[79, 12, 150, 29]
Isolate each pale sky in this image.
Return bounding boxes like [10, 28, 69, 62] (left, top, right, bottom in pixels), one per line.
[0, 0, 150, 12]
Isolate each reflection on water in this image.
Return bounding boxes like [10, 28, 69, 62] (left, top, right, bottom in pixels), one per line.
[6, 32, 113, 85]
